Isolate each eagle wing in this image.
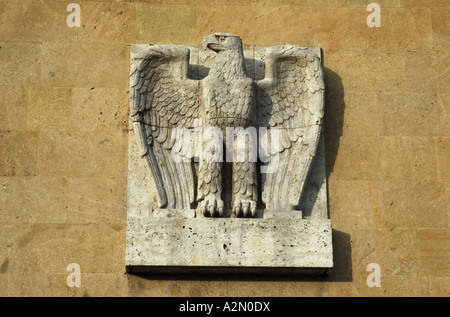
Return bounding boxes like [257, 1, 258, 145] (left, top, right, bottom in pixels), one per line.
[256, 45, 325, 211]
[130, 45, 200, 209]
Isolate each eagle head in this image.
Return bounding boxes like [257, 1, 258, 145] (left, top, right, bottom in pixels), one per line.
[202, 33, 243, 53]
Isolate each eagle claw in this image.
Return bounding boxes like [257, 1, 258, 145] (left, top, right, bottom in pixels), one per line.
[233, 199, 257, 218]
[199, 196, 224, 217]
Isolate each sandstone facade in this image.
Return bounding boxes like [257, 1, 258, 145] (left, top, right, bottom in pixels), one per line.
[0, 0, 448, 296]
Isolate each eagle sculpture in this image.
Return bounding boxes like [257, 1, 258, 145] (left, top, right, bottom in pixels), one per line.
[129, 33, 325, 218]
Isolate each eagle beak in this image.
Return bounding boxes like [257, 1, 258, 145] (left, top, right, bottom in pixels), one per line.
[202, 34, 222, 52]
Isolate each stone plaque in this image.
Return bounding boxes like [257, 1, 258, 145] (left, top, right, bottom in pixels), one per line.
[126, 33, 332, 274]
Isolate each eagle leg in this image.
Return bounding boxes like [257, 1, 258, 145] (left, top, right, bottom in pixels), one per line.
[232, 161, 258, 218]
[197, 160, 224, 217]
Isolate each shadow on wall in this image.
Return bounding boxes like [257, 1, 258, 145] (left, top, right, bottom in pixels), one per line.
[330, 229, 353, 282]
[323, 67, 345, 182]
[322, 67, 352, 282]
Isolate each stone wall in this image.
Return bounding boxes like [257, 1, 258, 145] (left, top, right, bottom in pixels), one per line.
[0, 0, 448, 296]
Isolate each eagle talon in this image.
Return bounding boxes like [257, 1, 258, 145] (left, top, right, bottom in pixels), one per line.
[208, 205, 215, 217]
[233, 199, 257, 218]
[251, 205, 257, 217]
[217, 200, 224, 217]
[242, 203, 250, 217]
[198, 195, 224, 218]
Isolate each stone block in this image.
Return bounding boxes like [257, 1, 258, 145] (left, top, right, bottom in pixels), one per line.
[67, 177, 127, 224]
[405, 50, 450, 94]
[4, 223, 126, 275]
[61, 224, 127, 274]
[382, 276, 430, 296]
[226, 281, 282, 297]
[436, 137, 450, 182]
[377, 93, 439, 137]
[347, 228, 388, 276]
[346, 0, 400, 7]
[127, 276, 228, 297]
[0, 177, 68, 223]
[67, 273, 128, 297]
[370, 8, 432, 51]
[0, 224, 34, 274]
[0, 42, 41, 86]
[72, 88, 129, 132]
[310, 0, 345, 7]
[0, 0, 73, 43]
[0, 86, 27, 131]
[0, 272, 127, 297]
[379, 137, 438, 182]
[314, 7, 432, 51]
[432, 9, 450, 49]
[401, 0, 450, 7]
[314, 8, 374, 51]
[324, 50, 405, 92]
[126, 217, 333, 274]
[195, 5, 257, 45]
[27, 86, 73, 131]
[384, 227, 419, 276]
[74, 1, 135, 44]
[278, 280, 329, 296]
[418, 229, 450, 277]
[0, 131, 38, 177]
[330, 136, 382, 181]
[135, 3, 196, 44]
[429, 277, 450, 296]
[41, 43, 129, 88]
[37, 131, 127, 178]
[328, 180, 382, 231]
[254, 7, 314, 46]
[382, 181, 447, 227]
[341, 92, 379, 137]
[261, 0, 309, 5]
[438, 94, 450, 136]
[126, 41, 331, 274]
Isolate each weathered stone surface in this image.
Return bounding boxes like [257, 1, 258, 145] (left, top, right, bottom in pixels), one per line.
[72, 88, 129, 132]
[405, 50, 450, 94]
[126, 217, 332, 273]
[382, 181, 447, 227]
[418, 229, 450, 277]
[254, 7, 314, 46]
[346, 0, 400, 7]
[0, 0, 73, 43]
[135, 3, 196, 44]
[377, 93, 439, 136]
[73, 1, 135, 44]
[0, 132, 38, 177]
[27, 86, 73, 131]
[41, 43, 129, 88]
[127, 34, 331, 273]
[0, 42, 41, 86]
[324, 50, 405, 92]
[0, 177, 68, 223]
[37, 131, 127, 178]
[0, 0, 448, 297]
[432, 8, 450, 49]
[0, 86, 28, 131]
[195, 6, 257, 45]
[436, 137, 450, 182]
[379, 137, 438, 182]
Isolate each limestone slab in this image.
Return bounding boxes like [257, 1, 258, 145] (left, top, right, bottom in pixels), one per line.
[126, 216, 332, 274]
[126, 34, 332, 274]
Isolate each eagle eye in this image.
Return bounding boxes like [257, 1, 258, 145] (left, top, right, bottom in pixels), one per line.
[219, 36, 226, 42]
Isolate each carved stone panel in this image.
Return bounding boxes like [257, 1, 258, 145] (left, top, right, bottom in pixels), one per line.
[126, 33, 332, 274]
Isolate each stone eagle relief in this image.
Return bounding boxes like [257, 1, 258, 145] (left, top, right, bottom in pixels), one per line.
[129, 33, 325, 218]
